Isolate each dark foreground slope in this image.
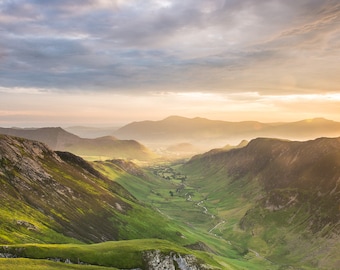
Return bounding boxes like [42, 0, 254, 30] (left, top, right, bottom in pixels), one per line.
[0, 127, 157, 161]
[182, 137, 340, 269]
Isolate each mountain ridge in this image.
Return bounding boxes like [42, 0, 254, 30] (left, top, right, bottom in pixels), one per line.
[114, 116, 340, 149]
[0, 127, 157, 161]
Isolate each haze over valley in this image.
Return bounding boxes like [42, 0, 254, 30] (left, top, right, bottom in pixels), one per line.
[0, 0, 339, 269]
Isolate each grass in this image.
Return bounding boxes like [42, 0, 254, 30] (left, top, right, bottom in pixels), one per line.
[0, 194, 79, 245]
[0, 258, 118, 270]
[0, 239, 225, 269]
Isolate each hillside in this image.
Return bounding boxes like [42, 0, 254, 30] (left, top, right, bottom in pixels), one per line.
[0, 135, 183, 244]
[0, 127, 157, 161]
[1, 133, 339, 269]
[0, 135, 232, 269]
[114, 116, 340, 149]
[182, 137, 340, 269]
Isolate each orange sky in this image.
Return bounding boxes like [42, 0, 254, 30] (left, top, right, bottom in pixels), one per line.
[1, 91, 339, 127]
[0, 1, 339, 127]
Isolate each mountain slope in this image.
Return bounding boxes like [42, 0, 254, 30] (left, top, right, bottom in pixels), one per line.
[182, 137, 340, 269]
[0, 135, 234, 269]
[0, 135, 180, 244]
[187, 137, 340, 195]
[0, 127, 157, 161]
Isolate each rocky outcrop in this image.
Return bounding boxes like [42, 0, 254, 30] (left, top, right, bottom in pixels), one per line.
[0, 246, 218, 270]
[142, 250, 215, 270]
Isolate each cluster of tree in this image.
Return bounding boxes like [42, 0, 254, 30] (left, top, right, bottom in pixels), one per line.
[151, 165, 187, 182]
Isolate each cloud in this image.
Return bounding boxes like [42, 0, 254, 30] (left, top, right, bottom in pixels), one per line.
[0, 0, 339, 96]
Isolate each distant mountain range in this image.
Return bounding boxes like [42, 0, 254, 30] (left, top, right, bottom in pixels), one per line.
[182, 136, 340, 269]
[3, 116, 339, 159]
[114, 116, 340, 149]
[0, 127, 157, 161]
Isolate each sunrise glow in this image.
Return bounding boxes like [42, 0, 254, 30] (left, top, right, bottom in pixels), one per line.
[0, 0, 339, 127]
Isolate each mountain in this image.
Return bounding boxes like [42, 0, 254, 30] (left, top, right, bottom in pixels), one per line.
[114, 116, 340, 149]
[0, 134, 225, 269]
[0, 134, 171, 243]
[0, 127, 79, 149]
[66, 135, 157, 161]
[257, 117, 340, 142]
[0, 127, 157, 161]
[187, 137, 340, 195]
[114, 115, 266, 142]
[182, 136, 340, 269]
[65, 126, 119, 138]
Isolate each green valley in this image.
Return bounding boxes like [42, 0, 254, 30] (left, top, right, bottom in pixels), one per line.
[93, 137, 340, 269]
[0, 134, 339, 269]
[0, 135, 223, 269]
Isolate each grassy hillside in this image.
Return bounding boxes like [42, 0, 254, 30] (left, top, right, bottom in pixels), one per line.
[0, 135, 184, 245]
[0, 239, 225, 269]
[2, 134, 338, 269]
[0, 134, 242, 269]
[181, 137, 340, 269]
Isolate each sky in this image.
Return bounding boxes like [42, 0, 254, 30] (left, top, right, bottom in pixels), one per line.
[0, 0, 339, 127]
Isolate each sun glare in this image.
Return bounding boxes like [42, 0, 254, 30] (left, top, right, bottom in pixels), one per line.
[267, 93, 340, 102]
